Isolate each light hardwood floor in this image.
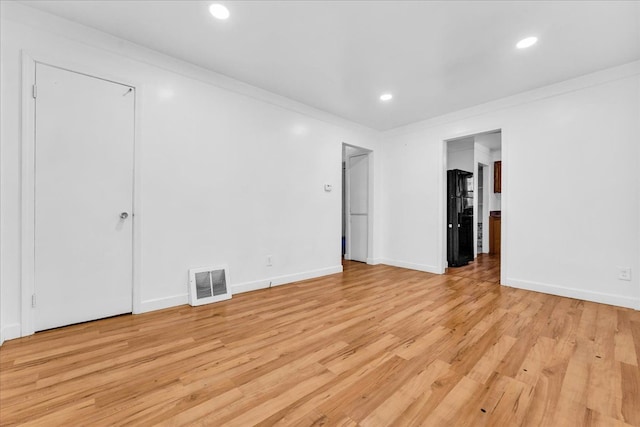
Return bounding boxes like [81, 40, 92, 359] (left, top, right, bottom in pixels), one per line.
[445, 253, 501, 284]
[1, 258, 639, 426]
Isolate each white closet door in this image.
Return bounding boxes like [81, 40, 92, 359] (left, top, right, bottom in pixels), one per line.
[34, 63, 134, 331]
[348, 154, 368, 262]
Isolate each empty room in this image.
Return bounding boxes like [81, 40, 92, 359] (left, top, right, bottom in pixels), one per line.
[1, 1, 639, 425]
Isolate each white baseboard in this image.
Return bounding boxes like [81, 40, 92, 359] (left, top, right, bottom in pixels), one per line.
[232, 265, 343, 295]
[380, 259, 443, 274]
[1, 323, 22, 345]
[505, 278, 640, 310]
[107, 266, 347, 314]
[140, 294, 188, 313]
[366, 258, 381, 265]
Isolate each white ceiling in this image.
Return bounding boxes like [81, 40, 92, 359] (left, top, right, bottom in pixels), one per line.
[19, 1, 640, 131]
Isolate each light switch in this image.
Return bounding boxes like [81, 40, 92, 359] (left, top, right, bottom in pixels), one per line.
[324, 184, 332, 192]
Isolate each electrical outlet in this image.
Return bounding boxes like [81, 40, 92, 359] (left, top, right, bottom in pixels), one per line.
[617, 267, 631, 281]
[266, 255, 273, 267]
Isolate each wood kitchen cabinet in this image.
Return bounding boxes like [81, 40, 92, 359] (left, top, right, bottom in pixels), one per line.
[494, 161, 502, 193]
[489, 213, 501, 255]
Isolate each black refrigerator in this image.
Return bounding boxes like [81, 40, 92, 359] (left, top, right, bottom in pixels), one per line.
[447, 169, 474, 267]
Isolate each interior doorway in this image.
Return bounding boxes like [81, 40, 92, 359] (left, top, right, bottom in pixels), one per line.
[444, 130, 502, 281]
[342, 144, 372, 263]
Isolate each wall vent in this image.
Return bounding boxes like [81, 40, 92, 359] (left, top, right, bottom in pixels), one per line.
[188, 265, 231, 306]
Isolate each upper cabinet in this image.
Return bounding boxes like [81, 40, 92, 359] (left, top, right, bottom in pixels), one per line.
[494, 161, 502, 193]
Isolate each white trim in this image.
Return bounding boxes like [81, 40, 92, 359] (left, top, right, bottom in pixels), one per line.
[438, 140, 446, 273]
[380, 259, 443, 275]
[344, 146, 352, 261]
[367, 150, 376, 264]
[500, 130, 508, 285]
[20, 51, 142, 336]
[140, 294, 189, 313]
[505, 278, 640, 311]
[131, 83, 143, 314]
[20, 52, 36, 336]
[638, 73, 640, 311]
[231, 265, 343, 295]
[135, 265, 345, 313]
[366, 258, 381, 265]
[1, 324, 22, 344]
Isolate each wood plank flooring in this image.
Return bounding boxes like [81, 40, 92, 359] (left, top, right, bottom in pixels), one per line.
[445, 253, 500, 283]
[1, 258, 639, 426]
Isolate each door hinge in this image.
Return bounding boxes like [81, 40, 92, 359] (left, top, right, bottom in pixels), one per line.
[32, 84, 37, 99]
[31, 294, 36, 308]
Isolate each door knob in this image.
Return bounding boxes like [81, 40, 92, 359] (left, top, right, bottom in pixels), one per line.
[120, 212, 129, 219]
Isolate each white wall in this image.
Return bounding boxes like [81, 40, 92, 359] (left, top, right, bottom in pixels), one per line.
[474, 142, 492, 254]
[0, 3, 382, 342]
[489, 149, 502, 212]
[446, 137, 474, 172]
[447, 147, 474, 173]
[381, 62, 640, 309]
[475, 132, 502, 213]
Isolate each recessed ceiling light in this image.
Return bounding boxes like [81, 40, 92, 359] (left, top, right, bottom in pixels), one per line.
[516, 36, 538, 49]
[380, 93, 393, 101]
[209, 4, 230, 20]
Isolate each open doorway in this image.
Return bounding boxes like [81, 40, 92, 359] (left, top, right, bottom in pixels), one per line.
[444, 131, 502, 283]
[478, 163, 485, 254]
[342, 144, 371, 263]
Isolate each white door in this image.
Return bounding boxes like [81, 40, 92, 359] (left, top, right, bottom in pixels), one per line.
[34, 63, 134, 331]
[348, 153, 368, 262]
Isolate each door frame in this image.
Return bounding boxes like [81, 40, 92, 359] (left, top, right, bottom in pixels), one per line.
[20, 51, 143, 336]
[476, 162, 490, 254]
[343, 143, 373, 263]
[441, 128, 507, 285]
